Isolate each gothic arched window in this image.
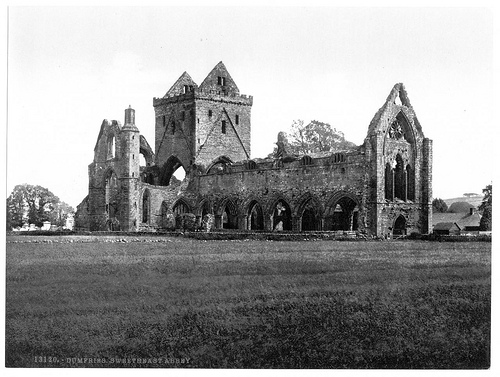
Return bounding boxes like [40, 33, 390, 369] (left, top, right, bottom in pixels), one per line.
[385, 163, 393, 200]
[142, 190, 150, 223]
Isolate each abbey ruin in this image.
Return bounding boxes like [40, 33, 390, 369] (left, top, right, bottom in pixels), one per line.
[75, 62, 433, 236]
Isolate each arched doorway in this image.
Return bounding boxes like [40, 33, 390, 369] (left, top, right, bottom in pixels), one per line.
[329, 196, 359, 231]
[172, 199, 190, 216]
[301, 209, 316, 231]
[247, 201, 264, 230]
[220, 200, 238, 229]
[272, 199, 292, 231]
[200, 201, 212, 218]
[159, 156, 186, 186]
[299, 197, 321, 231]
[160, 201, 170, 229]
[393, 215, 407, 236]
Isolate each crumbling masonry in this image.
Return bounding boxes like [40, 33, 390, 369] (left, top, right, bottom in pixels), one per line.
[76, 61, 432, 236]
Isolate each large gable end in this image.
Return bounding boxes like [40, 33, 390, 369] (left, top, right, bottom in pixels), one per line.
[164, 71, 198, 98]
[367, 83, 424, 139]
[199, 61, 240, 95]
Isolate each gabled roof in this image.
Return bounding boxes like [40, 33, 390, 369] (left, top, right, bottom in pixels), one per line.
[459, 213, 482, 228]
[198, 61, 240, 95]
[432, 212, 482, 229]
[434, 222, 461, 231]
[164, 71, 198, 98]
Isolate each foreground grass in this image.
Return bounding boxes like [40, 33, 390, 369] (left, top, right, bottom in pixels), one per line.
[6, 237, 491, 368]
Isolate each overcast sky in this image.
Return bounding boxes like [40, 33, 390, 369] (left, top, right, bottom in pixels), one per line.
[6, 6, 495, 208]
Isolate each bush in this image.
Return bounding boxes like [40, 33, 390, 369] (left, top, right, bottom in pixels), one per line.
[448, 202, 474, 213]
[175, 213, 197, 231]
[201, 214, 215, 232]
[162, 213, 176, 231]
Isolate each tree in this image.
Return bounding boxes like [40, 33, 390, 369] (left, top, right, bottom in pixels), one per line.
[50, 200, 75, 227]
[479, 184, 492, 231]
[447, 201, 474, 213]
[269, 120, 356, 157]
[463, 193, 478, 198]
[6, 184, 74, 229]
[432, 198, 448, 213]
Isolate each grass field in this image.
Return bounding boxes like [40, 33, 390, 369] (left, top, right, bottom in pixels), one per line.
[6, 236, 491, 368]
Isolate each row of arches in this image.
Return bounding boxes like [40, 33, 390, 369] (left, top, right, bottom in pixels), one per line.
[140, 190, 362, 232]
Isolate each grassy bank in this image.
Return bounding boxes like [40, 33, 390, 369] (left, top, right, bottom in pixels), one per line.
[6, 237, 491, 368]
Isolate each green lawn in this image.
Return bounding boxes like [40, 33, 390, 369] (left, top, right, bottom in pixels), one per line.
[6, 236, 491, 368]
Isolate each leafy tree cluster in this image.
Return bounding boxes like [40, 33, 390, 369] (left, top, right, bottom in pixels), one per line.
[269, 120, 356, 157]
[432, 198, 448, 213]
[6, 184, 74, 230]
[479, 184, 492, 231]
[463, 192, 479, 198]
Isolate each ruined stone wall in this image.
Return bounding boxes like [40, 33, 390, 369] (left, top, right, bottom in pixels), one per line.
[82, 68, 432, 236]
[191, 149, 370, 232]
[88, 158, 123, 231]
[136, 181, 198, 231]
[422, 138, 433, 233]
[87, 111, 142, 231]
[366, 84, 432, 237]
[74, 196, 90, 231]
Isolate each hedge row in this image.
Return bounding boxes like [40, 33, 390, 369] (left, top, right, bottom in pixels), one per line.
[407, 233, 492, 242]
[7, 230, 491, 242]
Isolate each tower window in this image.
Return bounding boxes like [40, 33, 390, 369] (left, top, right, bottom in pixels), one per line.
[197, 118, 199, 124]
[217, 76, 226, 86]
[172, 121, 176, 134]
[162, 115, 166, 127]
[208, 109, 212, 117]
[222, 120, 226, 134]
[333, 153, 346, 163]
[181, 111, 185, 121]
[301, 156, 313, 166]
[107, 135, 115, 159]
[235, 115, 239, 125]
[247, 160, 257, 170]
[183, 85, 188, 94]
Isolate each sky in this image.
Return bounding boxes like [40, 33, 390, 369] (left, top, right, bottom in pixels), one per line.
[6, 6, 496, 208]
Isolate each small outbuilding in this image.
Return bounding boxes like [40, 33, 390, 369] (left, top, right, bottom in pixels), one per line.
[433, 222, 461, 235]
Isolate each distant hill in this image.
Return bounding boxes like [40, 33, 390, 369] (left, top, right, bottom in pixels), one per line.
[443, 195, 484, 209]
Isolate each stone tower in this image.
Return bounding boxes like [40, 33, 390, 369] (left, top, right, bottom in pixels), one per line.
[87, 106, 141, 231]
[119, 106, 140, 231]
[152, 61, 253, 186]
[364, 83, 432, 236]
